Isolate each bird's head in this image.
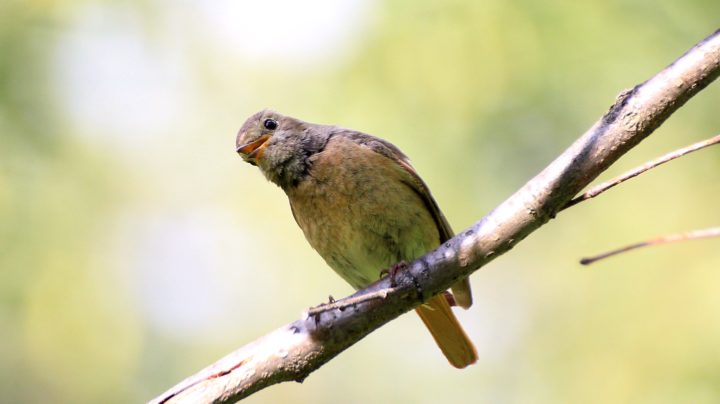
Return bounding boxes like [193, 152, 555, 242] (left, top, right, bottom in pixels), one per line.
[236, 110, 330, 189]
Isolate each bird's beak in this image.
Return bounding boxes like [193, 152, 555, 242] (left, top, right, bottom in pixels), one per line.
[236, 134, 271, 165]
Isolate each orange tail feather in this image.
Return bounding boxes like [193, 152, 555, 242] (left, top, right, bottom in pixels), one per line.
[415, 294, 477, 368]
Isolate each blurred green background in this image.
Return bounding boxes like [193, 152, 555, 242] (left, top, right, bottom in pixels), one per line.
[2, 1, 720, 403]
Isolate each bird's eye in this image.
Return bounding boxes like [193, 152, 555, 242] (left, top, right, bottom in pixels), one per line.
[263, 118, 278, 130]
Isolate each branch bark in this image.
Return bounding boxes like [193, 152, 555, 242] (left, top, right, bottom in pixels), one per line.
[151, 29, 720, 404]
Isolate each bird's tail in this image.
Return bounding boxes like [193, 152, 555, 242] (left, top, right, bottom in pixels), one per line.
[415, 294, 478, 368]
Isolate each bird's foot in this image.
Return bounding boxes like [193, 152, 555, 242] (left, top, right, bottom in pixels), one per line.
[380, 261, 407, 287]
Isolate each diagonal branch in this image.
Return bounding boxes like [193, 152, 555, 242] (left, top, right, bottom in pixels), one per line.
[580, 227, 720, 265]
[150, 29, 720, 404]
[564, 133, 720, 209]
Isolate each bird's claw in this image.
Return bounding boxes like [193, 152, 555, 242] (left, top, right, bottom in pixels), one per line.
[380, 261, 408, 287]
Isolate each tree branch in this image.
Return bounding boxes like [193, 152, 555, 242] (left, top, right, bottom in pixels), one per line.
[580, 227, 720, 265]
[564, 133, 720, 209]
[150, 29, 720, 404]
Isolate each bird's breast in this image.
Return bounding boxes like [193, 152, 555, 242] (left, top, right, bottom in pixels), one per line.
[286, 137, 439, 289]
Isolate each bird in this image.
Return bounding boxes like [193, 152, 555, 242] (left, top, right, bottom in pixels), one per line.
[235, 110, 477, 368]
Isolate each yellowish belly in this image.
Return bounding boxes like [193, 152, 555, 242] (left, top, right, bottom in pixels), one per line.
[287, 139, 439, 289]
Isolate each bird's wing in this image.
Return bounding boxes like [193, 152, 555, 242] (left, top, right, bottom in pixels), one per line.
[338, 130, 473, 308]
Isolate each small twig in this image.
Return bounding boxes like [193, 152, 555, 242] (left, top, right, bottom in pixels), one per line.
[580, 227, 720, 265]
[564, 134, 720, 209]
[306, 288, 395, 316]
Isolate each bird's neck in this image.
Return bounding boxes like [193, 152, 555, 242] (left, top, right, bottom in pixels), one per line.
[263, 128, 333, 190]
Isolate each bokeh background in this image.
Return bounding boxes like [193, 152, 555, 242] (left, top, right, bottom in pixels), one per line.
[2, 1, 720, 403]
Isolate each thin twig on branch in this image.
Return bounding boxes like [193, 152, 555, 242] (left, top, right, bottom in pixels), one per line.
[564, 133, 720, 209]
[580, 227, 720, 265]
[151, 29, 720, 404]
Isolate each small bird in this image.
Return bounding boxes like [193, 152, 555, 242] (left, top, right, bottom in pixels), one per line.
[236, 110, 477, 368]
